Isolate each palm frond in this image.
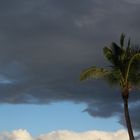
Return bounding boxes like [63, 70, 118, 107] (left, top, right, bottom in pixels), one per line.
[127, 38, 131, 48]
[104, 43, 125, 69]
[111, 42, 124, 59]
[120, 33, 125, 48]
[111, 42, 121, 53]
[104, 69, 122, 86]
[103, 47, 113, 62]
[80, 66, 110, 81]
[125, 52, 140, 83]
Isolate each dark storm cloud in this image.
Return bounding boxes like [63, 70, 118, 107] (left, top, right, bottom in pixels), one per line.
[0, 0, 140, 131]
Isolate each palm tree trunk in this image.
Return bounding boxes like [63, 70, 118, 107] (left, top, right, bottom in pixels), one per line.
[123, 96, 135, 140]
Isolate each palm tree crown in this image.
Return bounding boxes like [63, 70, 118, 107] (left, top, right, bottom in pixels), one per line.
[80, 34, 140, 97]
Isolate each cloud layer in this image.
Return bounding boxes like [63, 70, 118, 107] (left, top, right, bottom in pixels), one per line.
[0, 129, 131, 140]
[0, 0, 140, 131]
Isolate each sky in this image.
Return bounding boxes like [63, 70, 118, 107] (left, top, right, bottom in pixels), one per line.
[0, 0, 140, 139]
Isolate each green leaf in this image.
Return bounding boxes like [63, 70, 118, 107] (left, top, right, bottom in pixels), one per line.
[80, 66, 110, 81]
[103, 47, 113, 62]
[127, 38, 131, 48]
[120, 33, 125, 48]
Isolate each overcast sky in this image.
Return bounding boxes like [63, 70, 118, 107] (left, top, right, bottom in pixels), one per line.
[0, 0, 140, 139]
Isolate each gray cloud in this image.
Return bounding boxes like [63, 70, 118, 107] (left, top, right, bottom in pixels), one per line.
[124, 0, 140, 4]
[0, 0, 140, 131]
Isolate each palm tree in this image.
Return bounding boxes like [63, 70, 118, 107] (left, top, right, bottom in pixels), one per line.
[80, 34, 140, 140]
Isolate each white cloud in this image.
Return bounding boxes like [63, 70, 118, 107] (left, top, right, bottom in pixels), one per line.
[0, 129, 131, 140]
[0, 129, 33, 140]
[37, 130, 129, 140]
